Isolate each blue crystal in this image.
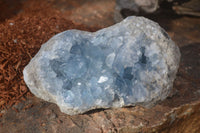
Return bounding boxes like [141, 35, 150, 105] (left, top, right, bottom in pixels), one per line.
[23, 16, 180, 115]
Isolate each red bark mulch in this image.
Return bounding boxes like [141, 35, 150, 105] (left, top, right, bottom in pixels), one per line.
[0, 0, 95, 114]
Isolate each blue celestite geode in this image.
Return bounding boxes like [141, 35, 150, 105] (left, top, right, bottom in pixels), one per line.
[23, 16, 180, 115]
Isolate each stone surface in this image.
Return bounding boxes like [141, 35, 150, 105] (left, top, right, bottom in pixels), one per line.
[23, 16, 180, 115]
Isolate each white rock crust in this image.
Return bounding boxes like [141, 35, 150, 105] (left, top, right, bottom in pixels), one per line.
[23, 16, 181, 115]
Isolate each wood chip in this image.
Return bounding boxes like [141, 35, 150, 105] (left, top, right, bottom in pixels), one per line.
[0, 0, 95, 113]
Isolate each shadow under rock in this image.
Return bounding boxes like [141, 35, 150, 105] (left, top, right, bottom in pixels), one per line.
[82, 108, 106, 115]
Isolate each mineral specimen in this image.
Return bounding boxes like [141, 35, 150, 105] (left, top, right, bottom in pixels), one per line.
[23, 16, 181, 115]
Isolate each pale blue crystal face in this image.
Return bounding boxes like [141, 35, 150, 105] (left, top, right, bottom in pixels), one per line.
[23, 16, 180, 115]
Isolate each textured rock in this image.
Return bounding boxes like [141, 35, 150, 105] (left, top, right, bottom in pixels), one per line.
[23, 16, 180, 115]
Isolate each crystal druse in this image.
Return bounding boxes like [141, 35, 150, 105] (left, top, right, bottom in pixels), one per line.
[23, 16, 181, 115]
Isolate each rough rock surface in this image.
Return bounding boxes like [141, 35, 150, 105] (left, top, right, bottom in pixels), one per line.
[23, 16, 180, 115]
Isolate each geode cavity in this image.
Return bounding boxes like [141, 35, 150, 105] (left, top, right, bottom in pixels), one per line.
[23, 16, 181, 115]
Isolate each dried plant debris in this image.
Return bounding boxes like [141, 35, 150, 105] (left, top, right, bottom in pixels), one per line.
[0, 0, 93, 112]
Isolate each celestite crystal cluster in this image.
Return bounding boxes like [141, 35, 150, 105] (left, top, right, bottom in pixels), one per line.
[23, 16, 180, 115]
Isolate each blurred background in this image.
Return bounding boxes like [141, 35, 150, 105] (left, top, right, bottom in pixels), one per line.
[0, 0, 200, 132]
